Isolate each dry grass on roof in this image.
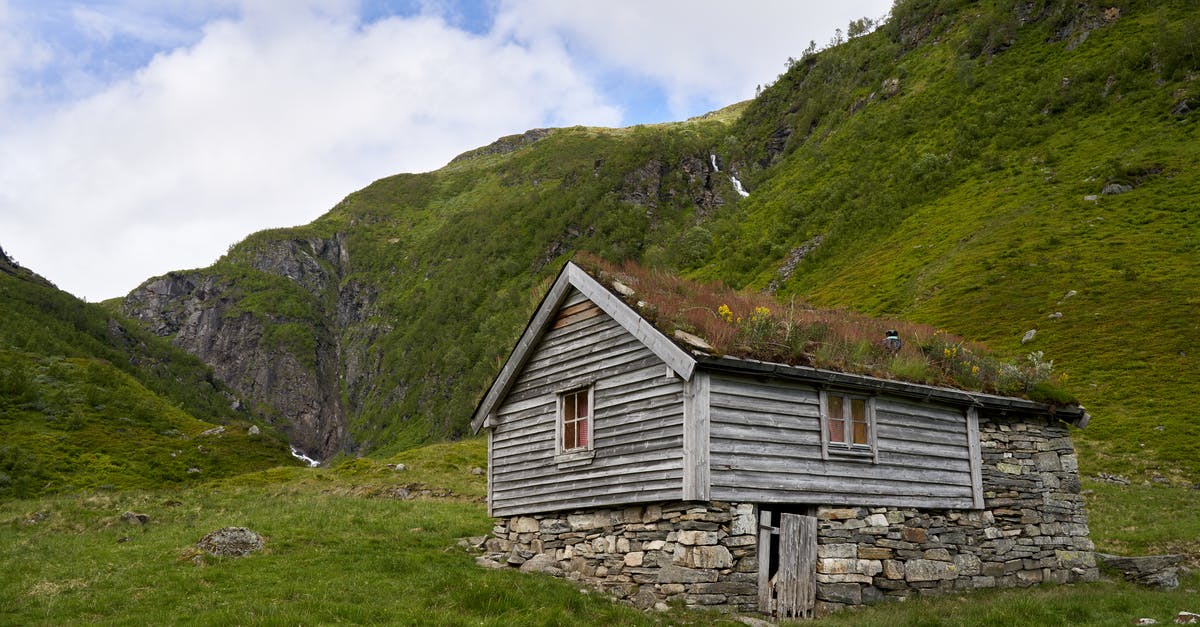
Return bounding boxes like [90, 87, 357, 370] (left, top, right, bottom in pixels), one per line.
[573, 253, 1073, 404]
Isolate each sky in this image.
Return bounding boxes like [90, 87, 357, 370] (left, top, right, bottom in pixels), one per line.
[0, 0, 893, 302]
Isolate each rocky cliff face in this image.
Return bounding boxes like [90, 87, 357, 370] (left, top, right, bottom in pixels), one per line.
[122, 235, 364, 460]
[120, 134, 732, 457]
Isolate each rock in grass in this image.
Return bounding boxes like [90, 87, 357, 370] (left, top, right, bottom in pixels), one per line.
[121, 511, 150, 525]
[197, 527, 265, 557]
[1021, 329, 1037, 344]
[1174, 611, 1199, 624]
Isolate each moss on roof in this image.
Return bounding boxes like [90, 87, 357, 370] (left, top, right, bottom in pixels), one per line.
[574, 253, 1075, 405]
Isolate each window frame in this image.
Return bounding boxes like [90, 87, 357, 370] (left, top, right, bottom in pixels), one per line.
[819, 390, 878, 462]
[554, 384, 595, 465]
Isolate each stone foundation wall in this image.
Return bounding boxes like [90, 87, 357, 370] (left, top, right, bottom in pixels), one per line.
[480, 501, 760, 612]
[813, 414, 1099, 613]
[480, 415, 1097, 616]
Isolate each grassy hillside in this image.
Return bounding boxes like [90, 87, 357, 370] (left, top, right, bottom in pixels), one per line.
[0, 248, 297, 499]
[699, 0, 1200, 480]
[119, 0, 1198, 485]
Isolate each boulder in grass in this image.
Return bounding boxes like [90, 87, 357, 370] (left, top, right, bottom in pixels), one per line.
[197, 527, 265, 557]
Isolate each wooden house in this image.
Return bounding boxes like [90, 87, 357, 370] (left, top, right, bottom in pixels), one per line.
[471, 261, 1096, 618]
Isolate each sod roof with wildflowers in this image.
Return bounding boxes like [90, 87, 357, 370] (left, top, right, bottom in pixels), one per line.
[574, 254, 1074, 404]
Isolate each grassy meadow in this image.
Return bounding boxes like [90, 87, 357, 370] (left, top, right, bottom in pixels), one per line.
[3, 438, 1197, 626]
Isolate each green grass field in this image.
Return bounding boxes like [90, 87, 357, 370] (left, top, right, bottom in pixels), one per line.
[2, 438, 1196, 626]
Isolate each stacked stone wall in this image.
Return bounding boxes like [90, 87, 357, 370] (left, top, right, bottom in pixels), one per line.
[480, 415, 1098, 616]
[480, 501, 759, 611]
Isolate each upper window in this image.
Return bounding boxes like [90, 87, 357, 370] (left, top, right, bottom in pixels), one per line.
[821, 391, 876, 460]
[559, 387, 593, 454]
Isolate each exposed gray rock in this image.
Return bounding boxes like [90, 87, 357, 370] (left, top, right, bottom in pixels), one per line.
[198, 426, 225, 436]
[475, 556, 506, 569]
[1102, 183, 1133, 195]
[1175, 611, 1199, 624]
[247, 425, 260, 436]
[1096, 553, 1184, 589]
[121, 511, 150, 525]
[518, 553, 561, 575]
[197, 527, 265, 557]
[122, 235, 358, 459]
[769, 235, 825, 292]
[1021, 329, 1037, 344]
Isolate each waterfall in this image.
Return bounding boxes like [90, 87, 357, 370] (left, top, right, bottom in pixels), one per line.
[730, 175, 750, 198]
[290, 446, 321, 467]
[710, 154, 720, 172]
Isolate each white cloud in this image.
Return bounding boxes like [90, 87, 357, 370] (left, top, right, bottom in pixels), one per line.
[0, 0, 893, 302]
[494, 0, 893, 118]
[0, 2, 620, 300]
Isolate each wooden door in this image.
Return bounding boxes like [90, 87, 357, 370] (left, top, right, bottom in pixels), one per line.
[758, 510, 817, 618]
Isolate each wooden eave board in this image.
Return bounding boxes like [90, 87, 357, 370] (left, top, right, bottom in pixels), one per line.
[470, 261, 696, 433]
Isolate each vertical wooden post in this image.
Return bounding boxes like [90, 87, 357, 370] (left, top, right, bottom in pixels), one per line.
[967, 406, 984, 509]
[757, 508, 773, 614]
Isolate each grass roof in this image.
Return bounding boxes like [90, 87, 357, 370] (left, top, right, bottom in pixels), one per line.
[574, 253, 1074, 405]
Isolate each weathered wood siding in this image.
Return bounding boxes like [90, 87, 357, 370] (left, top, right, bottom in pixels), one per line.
[708, 374, 977, 509]
[490, 289, 686, 516]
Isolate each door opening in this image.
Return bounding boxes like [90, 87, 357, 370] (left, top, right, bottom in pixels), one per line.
[757, 506, 817, 619]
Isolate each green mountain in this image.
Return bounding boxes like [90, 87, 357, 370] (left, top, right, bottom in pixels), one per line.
[0, 246, 296, 499]
[119, 0, 1197, 480]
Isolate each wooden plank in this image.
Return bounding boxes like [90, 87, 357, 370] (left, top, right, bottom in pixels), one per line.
[876, 396, 967, 424]
[708, 439, 969, 473]
[875, 407, 969, 436]
[552, 302, 602, 329]
[757, 508, 773, 615]
[874, 423, 970, 448]
[493, 442, 683, 481]
[491, 484, 682, 517]
[967, 406, 984, 509]
[710, 373, 821, 403]
[513, 336, 647, 391]
[709, 406, 821, 431]
[709, 423, 822, 448]
[490, 467, 679, 494]
[709, 459, 972, 491]
[708, 437, 830, 459]
[490, 465, 682, 496]
[505, 351, 661, 402]
[682, 371, 711, 501]
[873, 435, 970, 460]
[777, 513, 800, 618]
[486, 429, 494, 517]
[778, 514, 816, 619]
[709, 484, 975, 510]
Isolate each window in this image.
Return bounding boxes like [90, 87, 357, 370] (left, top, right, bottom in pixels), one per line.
[821, 391, 876, 460]
[561, 388, 590, 451]
[556, 381, 595, 461]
